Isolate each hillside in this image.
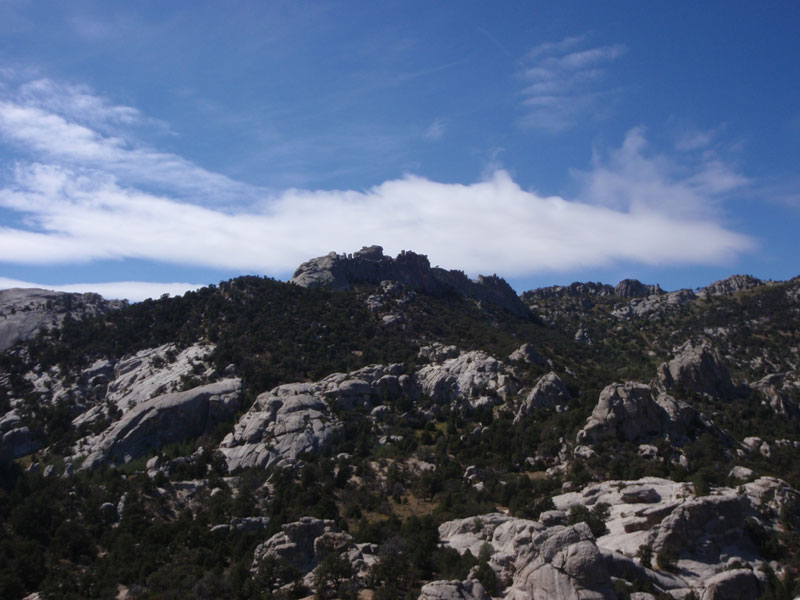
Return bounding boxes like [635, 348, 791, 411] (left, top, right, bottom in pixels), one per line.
[0, 249, 799, 600]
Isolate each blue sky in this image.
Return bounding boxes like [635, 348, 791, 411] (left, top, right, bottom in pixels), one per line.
[0, 1, 798, 300]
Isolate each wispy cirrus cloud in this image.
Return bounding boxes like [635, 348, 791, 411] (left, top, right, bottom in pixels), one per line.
[422, 119, 445, 141]
[0, 77, 262, 206]
[518, 36, 626, 132]
[575, 127, 751, 219]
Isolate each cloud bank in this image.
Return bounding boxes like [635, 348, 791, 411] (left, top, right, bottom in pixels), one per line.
[0, 76, 755, 291]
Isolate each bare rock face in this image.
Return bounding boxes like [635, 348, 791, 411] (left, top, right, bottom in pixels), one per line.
[614, 279, 664, 298]
[438, 515, 616, 600]
[612, 289, 697, 319]
[418, 580, 489, 600]
[508, 343, 546, 366]
[787, 279, 800, 304]
[70, 342, 216, 431]
[220, 389, 341, 472]
[291, 246, 529, 316]
[752, 373, 800, 417]
[80, 378, 241, 469]
[515, 372, 571, 422]
[416, 350, 514, 408]
[647, 493, 755, 566]
[220, 363, 412, 471]
[700, 569, 763, 600]
[0, 424, 40, 459]
[577, 382, 698, 444]
[0, 288, 124, 351]
[701, 274, 763, 298]
[550, 476, 797, 592]
[657, 340, 733, 398]
[251, 517, 341, 572]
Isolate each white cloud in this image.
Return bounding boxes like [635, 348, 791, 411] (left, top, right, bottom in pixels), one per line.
[0, 78, 260, 205]
[0, 277, 204, 302]
[422, 119, 445, 141]
[0, 159, 753, 279]
[518, 37, 626, 132]
[0, 76, 755, 282]
[575, 127, 750, 219]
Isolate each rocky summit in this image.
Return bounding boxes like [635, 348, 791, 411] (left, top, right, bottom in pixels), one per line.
[0, 250, 799, 600]
[292, 245, 530, 317]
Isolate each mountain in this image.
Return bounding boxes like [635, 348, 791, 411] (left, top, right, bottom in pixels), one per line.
[0, 251, 798, 599]
[0, 288, 125, 352]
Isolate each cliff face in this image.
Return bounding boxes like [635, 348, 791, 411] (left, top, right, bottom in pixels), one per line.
[291, 245, 530, 317]
[0, 288, 125, 351]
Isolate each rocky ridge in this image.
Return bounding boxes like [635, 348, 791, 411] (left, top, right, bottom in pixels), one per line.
[0, 287, 124, 351]
[291, 245, 529, 317]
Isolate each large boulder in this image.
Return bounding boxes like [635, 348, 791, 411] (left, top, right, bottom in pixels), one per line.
[219, 363, 413, 471]
[80, 378, 241, 469]
[657, 340, 733, 398]
[508, 343, 546, 366]
[220, 391, 340, 471]
[0, 425, 40, 459]
[251, 517, 342, 572]
[418, 580, 489, 600]
[751, 373, 799, 417]
[647, 493, 756, 569]
[577, 383, 698, 444]
[439, 515, 616, 600]
[700, 569, 763, 600]
[515, 372, 571, 421]
[416, 350, 514, 407]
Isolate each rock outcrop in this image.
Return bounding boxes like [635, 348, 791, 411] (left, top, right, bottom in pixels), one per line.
[71, 343, 216, 429]
[522, 279, 662, 301]
[701, 274, 763, 297]
[0, 423, 39, 459]
[657, 340, 733, 398]
[550, 476, 798, 587]
[251, 517, 378, 587]
[508, 343, 546, 366]
[515, 372, 571, 421]
[614, 279, 664, 298]
[291, 246, 529, 316]
[752, 373, 800, 417]
[416, 349, 513, 409]
[220, 387, 341, 472]
[438, 515, 617, 599]
[0, 288, 124, 351]
[612, 289, 697, 319]
[220, 363, 413, 471]
[577, 382, 699, 445]
[418, 580, 490, 600]
[252, 517, 341, 572]
[80, 378, 241, 469]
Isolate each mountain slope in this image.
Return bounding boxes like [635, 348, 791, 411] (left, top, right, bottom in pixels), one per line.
[0, 254, 798, 599]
